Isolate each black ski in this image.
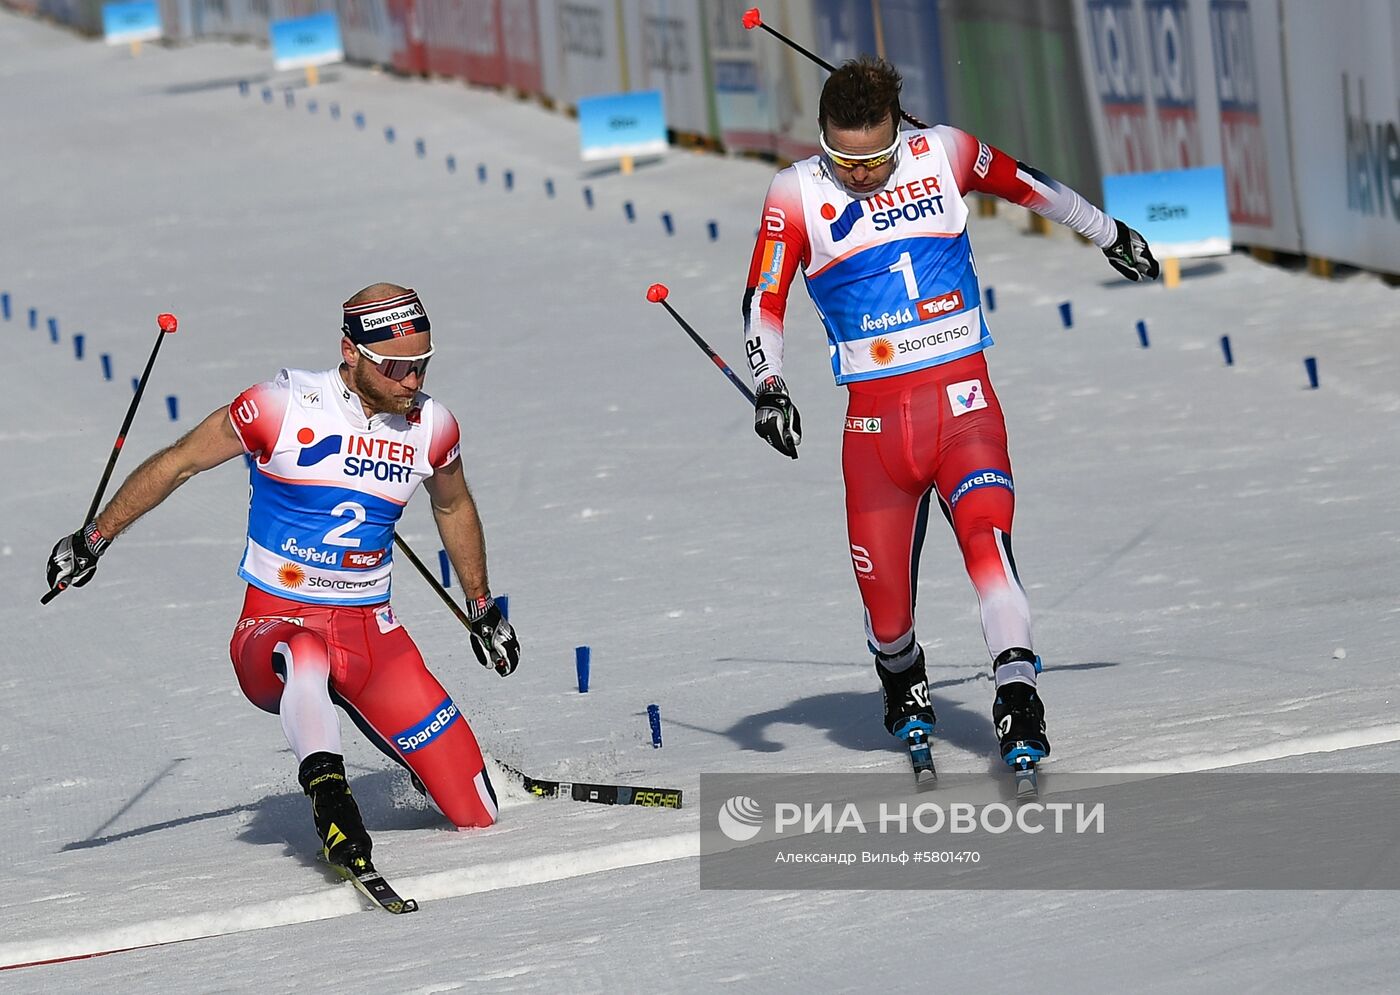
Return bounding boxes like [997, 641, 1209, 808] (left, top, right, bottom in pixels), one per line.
[499, 763, 682, 809]
[906, 729, 937, 785]
[324, 857, 419, 914]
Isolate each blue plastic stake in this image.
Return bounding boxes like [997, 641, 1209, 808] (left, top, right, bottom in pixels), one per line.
[647, 704, 662, 748]
[48, 317, 58, 343]
[446, 155, 456, 173]
[545, 178, 555, 198]
[166, 395, 178, 420]
[0, 293, 8, 320]
[707, 220, 718, 241]
[496, 594, 509, 620]
[583, 186, 594, 209]
[101, 353, 112, 380]
[238, 80, 249, 96]
[414, 138, 425, 157]
[354, 112, 365, 129]
[1058, 301, 1073, 328]
[575, 646, 591, 693]
[28, 308, 37, 329]
[624, 201, 635, 223]
[285, 90, 294, 108]
[504, 170, 514, 190]
[385, 126, 395, 144]
[73, 333, 84, 359]
[1220, 335, 1234, 366]
[477, 164, 487, 183]
[986, 287, 996, 312]
[438, 549, 451, 587]
[1136, 319, 1149, 348]
[1304, 356, 1319, 389]
[307, 99, 317, 114]
[330, 102, 340, 120]
[661, 212, 674, 235]
[131, 377, 140, 392]
[262, 87, 273, 103]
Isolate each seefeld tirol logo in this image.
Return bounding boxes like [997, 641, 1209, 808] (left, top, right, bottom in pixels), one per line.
[717, 795, 764, 841]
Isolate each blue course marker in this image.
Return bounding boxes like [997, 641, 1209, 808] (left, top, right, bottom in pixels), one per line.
[504, 170, 514, 190]
[132, 377, 140, 392]
[1220, 335, 1234, 366]
[1304, 356, 1319, 389]
[477, 164, 487, 183]
[583, 186, 594, 209]
[575, 646, 590, 693]
[661, 212, 674, 235]
[101, 353, 113, 380]
[1136, 319, 1149, 348]
[238, 80, 249, 96]
[284, 90, 294, 108]
[438, 549, 451, 587]
[1058, 301, 1073, 328]
[707, 220, 718, 241]
[330, 102, 340, 120]
[262, 87, 272, 103]
[384, 126, 395, 144]
[647, 704, 662, 748]
[73, 333, 84, 359]
[48, 317, 58, 343]
[446, 155, 456, 173]
[307, 99, 317, 114]
[545, 178, 555, 198]
[624, 201, 635, 223]
[166, 395, 178, 420]
[28, 308, 37, 329]
[354, 112, 365, 129]
[985, 287, 997, 312]
[415, 138, 425, 158]
[0, 292, 8, 320]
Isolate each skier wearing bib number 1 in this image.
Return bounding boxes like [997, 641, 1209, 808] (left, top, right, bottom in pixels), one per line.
[45, 284, 521, 877]
[742, 58, 1159, 774]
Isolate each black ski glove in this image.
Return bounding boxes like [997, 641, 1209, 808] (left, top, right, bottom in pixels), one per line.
[46, 521, 108, 593]
[465, 595, 520, 677]
[754, 375, 802, 459]
[1103, 218, 1160, 282]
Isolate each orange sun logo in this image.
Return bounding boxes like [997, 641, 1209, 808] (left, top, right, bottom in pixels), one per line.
[278, 563, 307, 589]
[869, 338, 895, 365]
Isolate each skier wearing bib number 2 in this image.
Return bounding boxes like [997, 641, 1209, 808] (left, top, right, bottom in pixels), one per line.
[742, 58, 1159, 774]
[45, 284, 521, 877]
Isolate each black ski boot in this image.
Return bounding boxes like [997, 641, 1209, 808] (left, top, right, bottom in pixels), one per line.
[298, 752, 374, 874]
[875, 645, 936, 740]
[992, 648, 1050, 768]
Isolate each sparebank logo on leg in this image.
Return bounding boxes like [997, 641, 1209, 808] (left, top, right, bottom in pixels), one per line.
[718, 796, 765, 841]
[394, 697, 460, 753]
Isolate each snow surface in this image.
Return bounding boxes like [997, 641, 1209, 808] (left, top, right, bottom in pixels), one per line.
[2, 10, 1399, 992]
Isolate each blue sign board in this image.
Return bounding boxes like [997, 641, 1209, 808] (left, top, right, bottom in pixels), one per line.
[577, 90, 668, 163]
[1104, 165, 1231, 258]
[270, 12, 344, 72]
[102, 0, 161, 45]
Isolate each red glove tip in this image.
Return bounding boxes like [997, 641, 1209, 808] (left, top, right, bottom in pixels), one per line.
[157, 313, 178, 333]
[742, 7, 762, 29]
[645, 283, 669, 303]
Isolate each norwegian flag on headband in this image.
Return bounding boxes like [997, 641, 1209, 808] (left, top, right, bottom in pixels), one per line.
[342, 289, 432, 344]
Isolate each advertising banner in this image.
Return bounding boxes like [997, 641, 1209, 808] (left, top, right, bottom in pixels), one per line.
[1281, 0, 1400, 272]
[336, 0, 394, 66]
[420, 0, 507, 86]
[269, 10, 344, 70]
[1104, 164, 1232, 257]
[103, 0, 163, 43]
[577, 89, 668, 160]
[550, 0, 624, 107]
[945, 0, 1102, 203]
[621, 0, 710, 137]
[501, 0, 543, 93]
